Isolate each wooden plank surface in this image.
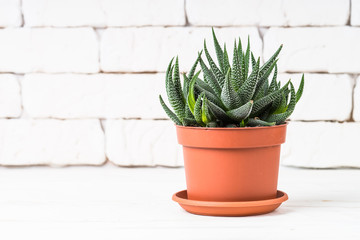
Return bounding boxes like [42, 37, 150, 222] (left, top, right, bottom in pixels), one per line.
[0, 166, 359, 240]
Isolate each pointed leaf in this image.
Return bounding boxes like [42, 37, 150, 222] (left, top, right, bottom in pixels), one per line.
[251, 52, 256, 70]
[204, 40, 225, 87]
[254, 59, 278, 97]
[259, 44, 282, 78]
[212, 28, 224, 73]
[223, 44, 230, 74]
[221, 69, 242, 110]
[251, 81, 290, 117]
[194, 92, 205, 126]
[159, 95, 182, 125]
[187, 70, 201, 114]
[201, 97, 213, 124]
[199, 56, 222, 96]
[268, 64, 278, 94]
[187, 51, 202, 80]
[266, 82, 296, 124]
[296, 74, 305, 103]
[244, 36, 250, 80]
[247, 118, 275, 127]
[183, 117, 197, 126]
[227, 100, 253, 121]
[239, 57, 260, 104]
[207, 101, 233, 122]
[232, 40, 242, 91]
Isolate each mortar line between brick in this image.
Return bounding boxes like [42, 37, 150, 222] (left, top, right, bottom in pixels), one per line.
[19, 0, 24, 27]
[184, 0, 190, 27]
[347, 0, 352, 26]
[15, 74, 24, 118]
[99, 119, 110, 166]
[349, 74, 358, 121]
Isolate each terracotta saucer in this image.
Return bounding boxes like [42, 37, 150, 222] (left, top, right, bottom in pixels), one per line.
[172, 190, 288, 217]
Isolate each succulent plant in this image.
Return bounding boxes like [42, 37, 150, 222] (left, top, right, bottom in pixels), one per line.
[159, 29, 304, 127]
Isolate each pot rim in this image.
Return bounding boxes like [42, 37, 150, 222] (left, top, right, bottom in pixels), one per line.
[176, 121, 288, 131]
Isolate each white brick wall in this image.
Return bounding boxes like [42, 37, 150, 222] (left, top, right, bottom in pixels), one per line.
[264, 27, 360, 73]
[0, 119, 105, 166]
[0, 75, 22, 117]
[22, 73, 167, 119]
[186, 0, 349, 27]
[23, 0, 185, 27]
[100, 27, 262, 73]
[278, 74, 353, 121]
[354, 77, 360, 121]
[105, 120, 182, 166]
[0, 0, 359, 168]
[0, 0, 22, 27]
[0, 28, 98, 73]
[282, 122, 360, 168]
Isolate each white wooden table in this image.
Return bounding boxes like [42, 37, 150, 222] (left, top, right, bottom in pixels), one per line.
[0, 165, 359, 240]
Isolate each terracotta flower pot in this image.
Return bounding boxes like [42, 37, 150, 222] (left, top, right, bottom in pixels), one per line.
[176, 123, 287, 202]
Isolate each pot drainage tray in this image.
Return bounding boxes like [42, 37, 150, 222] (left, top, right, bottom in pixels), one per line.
[172, 190, 288, 217]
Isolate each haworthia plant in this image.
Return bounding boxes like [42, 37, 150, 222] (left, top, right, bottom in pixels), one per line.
[159, 29, 305, 127]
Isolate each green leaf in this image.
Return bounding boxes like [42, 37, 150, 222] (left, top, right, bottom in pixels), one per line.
[212, 28, 224, 73]
[201, 97, 213, 124]
[195, 84, 224, 109]
[266, 82, 296, 124]
[226, 100, 253, 121]
[237, 37, 243, 60]
[223, 44, 230, 75]
[182, 73, 195, 119]
[187, 51, 202, 80]
[194, 92, 205, 126]
[183, 117, 197, 126]
[254, 59, 278, 97]
[232, 40, 242, 91]
[251, 52, 256, 70]
[239, 57, 260, 104]
[196, 78, 216, 95]
[166, 62, 185, 121]
[268, 64, 278, 94]
[244, 36, 250, 80]
[251, 81, 290, 117]
[187, 70, 201, 114]
[296, 74, 305, 103]
[204, 40, 225, 87]
[221, 69, 242, 110]
[199, 56, 222, 96]
[159, 95, 182, 125]
[207, 100, 233, 122]
[247, 118, 275, 127]
[207, 122, 217, 127]
[259, 44, 282, 78]
[173, 56, 185, 103]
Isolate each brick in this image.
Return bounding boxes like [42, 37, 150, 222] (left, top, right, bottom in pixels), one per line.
[22, 73, 167, 119]
[186, 0, 349, 27]
[264, 27, 360, 73]
[0, 74, 21, 117]
[102, 0, 185, 26]
[351, 0, 360, 26]
[282, 122, 360, 168]
[278, 74, 353, 121]
[23, 0, 185, 27]
[23, 0, 106, 27]
[0, 0, 22, 27]
[0, 28, 98, 73]
[0, 119, 105, 166]
[105, 120, 183, 166]
[353, 77, 360, 121]
[100, 27, 262, 73]
[281, 0, 349, 26]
